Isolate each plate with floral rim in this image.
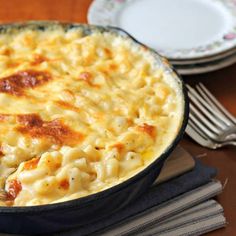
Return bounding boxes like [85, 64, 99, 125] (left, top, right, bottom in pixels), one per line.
[88, 0, 236, 60]
[170, 46, 236, 65]
[175, 50, 236, 74]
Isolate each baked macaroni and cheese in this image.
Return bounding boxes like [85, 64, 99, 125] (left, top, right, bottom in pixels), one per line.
[0, 25, 184, 206]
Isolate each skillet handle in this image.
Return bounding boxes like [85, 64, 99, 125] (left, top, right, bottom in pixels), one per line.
[106, 26, 143, 44]
[105, 25, 167, 60]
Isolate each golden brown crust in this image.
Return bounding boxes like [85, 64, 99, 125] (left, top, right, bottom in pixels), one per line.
[6, 179, 22, 201]
[137, 123, 156, 139]
[23, 157, 40, 170]
[55, 100, 80, 113]
[0, 70, 51, 96]
[16, 114, 84, 145]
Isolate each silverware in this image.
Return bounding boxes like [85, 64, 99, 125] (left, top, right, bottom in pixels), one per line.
[186, 121, 236, 149]
[186, 83, 236, 149]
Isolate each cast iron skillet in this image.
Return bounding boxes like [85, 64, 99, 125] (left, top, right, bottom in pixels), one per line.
[0, 21, 189, 235]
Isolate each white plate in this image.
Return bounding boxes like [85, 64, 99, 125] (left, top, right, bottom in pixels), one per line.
[88, 0, 236, 60]
[170, 46, 236, 65]
[174, 51, 236, 74]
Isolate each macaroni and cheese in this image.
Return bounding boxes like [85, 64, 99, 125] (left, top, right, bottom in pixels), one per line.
[0, 25, 184, 206]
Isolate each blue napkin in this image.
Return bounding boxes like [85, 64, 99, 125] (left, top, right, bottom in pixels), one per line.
[57, 159, 217, 236]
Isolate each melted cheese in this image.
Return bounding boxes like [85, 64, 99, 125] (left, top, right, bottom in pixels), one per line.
[0, 26, 184, 206]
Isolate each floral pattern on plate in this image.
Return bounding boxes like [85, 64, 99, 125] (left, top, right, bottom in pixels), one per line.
[88, 0, 236, 59]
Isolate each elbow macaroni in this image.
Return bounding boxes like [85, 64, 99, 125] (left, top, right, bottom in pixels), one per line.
[0, 26, 184, 206]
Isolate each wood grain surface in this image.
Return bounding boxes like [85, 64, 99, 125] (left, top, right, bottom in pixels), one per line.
[155, 146, 195, 184]
[0, 0, 235, 235]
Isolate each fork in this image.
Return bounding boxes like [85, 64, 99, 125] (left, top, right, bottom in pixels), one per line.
[186, 120, 236, 149]
[186, 83, 236, 149]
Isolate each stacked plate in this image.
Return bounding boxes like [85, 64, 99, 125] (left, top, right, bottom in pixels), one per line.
[88, 0, 236, 75]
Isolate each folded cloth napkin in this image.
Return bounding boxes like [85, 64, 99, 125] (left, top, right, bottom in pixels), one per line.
[55, 159, 217, 236]
[156, 213, 226, 236]
[139, 199, 225, 236]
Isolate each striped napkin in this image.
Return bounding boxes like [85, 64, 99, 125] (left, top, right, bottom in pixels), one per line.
[98, 180, 225, 236]
[140, 199, 225, 236]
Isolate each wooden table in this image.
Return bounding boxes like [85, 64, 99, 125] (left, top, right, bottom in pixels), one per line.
[0, 0, 235, 235]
